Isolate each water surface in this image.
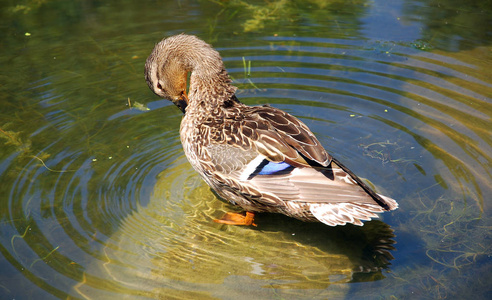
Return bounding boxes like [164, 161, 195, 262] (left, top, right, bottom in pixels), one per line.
[0, 0, 491, 299]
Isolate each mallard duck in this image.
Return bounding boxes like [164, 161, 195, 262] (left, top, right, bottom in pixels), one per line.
[145, 34, 398, 226]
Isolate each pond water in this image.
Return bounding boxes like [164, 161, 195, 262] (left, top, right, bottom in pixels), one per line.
[0, 0, 491, 299]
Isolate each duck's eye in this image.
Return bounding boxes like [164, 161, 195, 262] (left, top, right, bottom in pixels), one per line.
[157, 83, 163, 90]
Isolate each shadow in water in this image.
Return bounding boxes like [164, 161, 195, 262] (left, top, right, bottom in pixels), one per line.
[254, 213, 396, 279]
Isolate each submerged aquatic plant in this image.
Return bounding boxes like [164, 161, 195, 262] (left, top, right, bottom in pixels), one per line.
[0, 125, 31, 154]
[209, 0, 367, 33]
[387, 192, 491, 299]
[8, 0, 50, 14]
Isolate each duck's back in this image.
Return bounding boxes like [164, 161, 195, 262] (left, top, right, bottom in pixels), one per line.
[179, 102, 397, 226]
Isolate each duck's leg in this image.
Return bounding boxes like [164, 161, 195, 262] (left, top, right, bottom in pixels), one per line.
[214, 212, 257, 226]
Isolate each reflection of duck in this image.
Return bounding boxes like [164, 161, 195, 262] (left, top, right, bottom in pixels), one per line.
[144, 34, 398, 226]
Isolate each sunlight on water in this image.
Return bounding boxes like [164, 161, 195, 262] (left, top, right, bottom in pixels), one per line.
[72, 157, 395, 299]
[0, 0, 491, 299]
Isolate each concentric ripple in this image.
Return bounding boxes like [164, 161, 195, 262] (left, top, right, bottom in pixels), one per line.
[0, 35, 490, 299]
[223, 36, 491, 205]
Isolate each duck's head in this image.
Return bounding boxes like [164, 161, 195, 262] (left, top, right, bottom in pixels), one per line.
[144, 34, 230, 113]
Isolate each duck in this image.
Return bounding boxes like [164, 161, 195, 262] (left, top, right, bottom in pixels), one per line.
[144, 34, 398, 227]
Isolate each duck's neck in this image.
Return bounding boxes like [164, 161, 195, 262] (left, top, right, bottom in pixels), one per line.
[186, 67, 237, 114]
[166, 38, 238, 114]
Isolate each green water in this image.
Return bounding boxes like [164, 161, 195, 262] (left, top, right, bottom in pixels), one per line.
[0, 0, 491, 299]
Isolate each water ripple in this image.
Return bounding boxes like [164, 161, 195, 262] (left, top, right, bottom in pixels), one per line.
[0, 34, 490, 299]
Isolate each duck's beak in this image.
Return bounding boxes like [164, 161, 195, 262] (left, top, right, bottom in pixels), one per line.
[173, 90, 189, 114]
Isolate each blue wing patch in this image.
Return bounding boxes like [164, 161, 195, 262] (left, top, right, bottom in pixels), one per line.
[248, 160, 294, 180]
[258, 161, 292, 175]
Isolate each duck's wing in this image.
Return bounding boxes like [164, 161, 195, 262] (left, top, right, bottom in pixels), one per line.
[204, 105, 398, 226]
[206, 142, 398, 226]
[222, 104, 331, 168]
[248, 156, 398, 225]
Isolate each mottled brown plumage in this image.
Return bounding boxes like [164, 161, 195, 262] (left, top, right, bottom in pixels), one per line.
[145, 34, 398, 226]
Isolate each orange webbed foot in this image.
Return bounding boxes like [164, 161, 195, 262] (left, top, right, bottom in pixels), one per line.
[214, 212, 257, 227]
